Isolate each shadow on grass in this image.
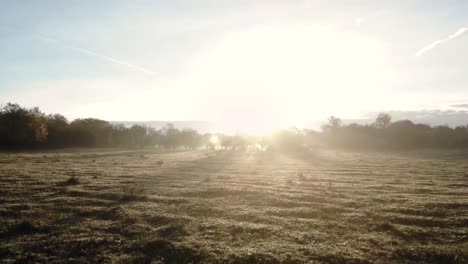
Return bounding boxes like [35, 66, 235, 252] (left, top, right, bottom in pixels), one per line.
[0, 219, 50, 239]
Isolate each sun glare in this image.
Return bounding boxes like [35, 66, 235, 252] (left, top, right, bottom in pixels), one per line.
[183, 25, 391, 132]
[209, 135, 219, 145]
[81, 25, 392, 133]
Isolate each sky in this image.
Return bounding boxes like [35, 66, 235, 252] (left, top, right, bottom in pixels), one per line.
[1, 0, 468, 133]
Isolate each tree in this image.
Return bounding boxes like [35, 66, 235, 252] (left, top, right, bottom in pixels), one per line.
[0, 103, 47, 148]
[321, 116, 342, 132]
[129, 125, 147, 148]
[374, 113, 392, 129]
[69, 118, 113, 147]
[176, 129, 200, 149]
[46, 114, 70, 147]
[160, 123, 180, 148]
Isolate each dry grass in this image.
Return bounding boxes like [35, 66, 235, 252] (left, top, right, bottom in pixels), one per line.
[0, 148, 467, 263]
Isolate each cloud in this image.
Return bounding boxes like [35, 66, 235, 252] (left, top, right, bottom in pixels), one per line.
[38, 35, 157, 76]
[416, 27, 468, 56]
[351, 109, 468, 128]
[452, 104, 468, 109]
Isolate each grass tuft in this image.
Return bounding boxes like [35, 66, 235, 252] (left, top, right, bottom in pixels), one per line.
[297, 171, 307, 181]
[65, 175, 80, 185]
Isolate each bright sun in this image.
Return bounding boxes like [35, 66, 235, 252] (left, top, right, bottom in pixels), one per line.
[209, 135, 220, 145]
[180, 25, 391, 133]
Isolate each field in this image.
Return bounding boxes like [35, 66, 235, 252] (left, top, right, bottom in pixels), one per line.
[0, 149, 467, 263]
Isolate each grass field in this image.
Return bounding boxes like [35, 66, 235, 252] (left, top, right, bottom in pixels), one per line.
[0, 149, 467, 263]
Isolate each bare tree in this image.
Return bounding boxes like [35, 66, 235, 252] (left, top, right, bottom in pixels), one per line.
[321, 116, 343, 132]
[374, 113, 392, 129]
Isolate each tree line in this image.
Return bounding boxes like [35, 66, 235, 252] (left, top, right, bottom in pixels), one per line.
[0, 103, 263, 150]
[1, 103, 468, 150]
[0, 103, 192, 149]
[320, 113, 468, 149]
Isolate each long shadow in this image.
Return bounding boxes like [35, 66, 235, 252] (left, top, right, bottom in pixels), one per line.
[1, 150, 242, 263]
[145, 150, 237, 181]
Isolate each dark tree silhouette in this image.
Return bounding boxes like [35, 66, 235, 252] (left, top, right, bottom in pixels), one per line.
[374, 113, 392, 129]
[0, 103, 47, 149]
[46, 114, 70, 147]
[321, 116, 342, 132]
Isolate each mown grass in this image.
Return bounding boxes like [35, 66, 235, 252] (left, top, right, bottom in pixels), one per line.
[0, 149, 467, 263]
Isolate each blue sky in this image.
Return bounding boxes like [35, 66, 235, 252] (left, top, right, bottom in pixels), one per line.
[1, 1, 468, 132]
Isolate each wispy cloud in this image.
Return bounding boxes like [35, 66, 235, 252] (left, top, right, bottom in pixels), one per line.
[416, 27, 468, 56]
[39, 35, 157, 76]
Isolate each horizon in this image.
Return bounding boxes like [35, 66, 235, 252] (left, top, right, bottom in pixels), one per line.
[4, 101, 468, 135]
[1, 2, 468, 262]
[1, 1, 468, 134]
[102, 109, 468, 134]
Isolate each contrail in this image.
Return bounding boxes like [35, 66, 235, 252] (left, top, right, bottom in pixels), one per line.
[416, 27, 468, 56]
[38, 35, 157, 76]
